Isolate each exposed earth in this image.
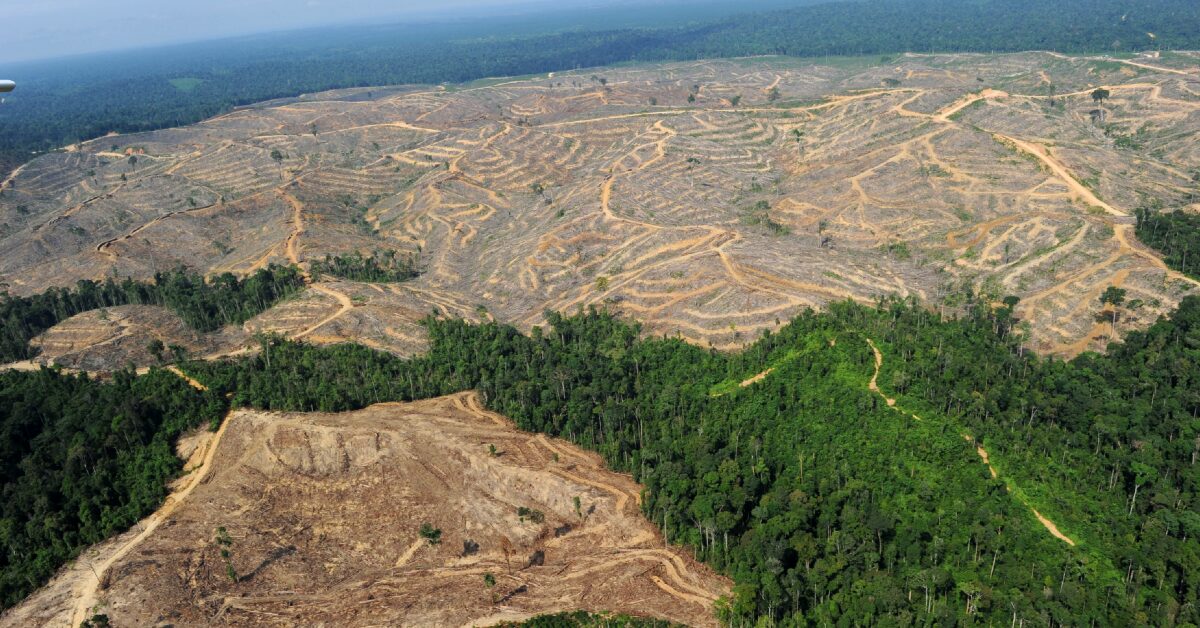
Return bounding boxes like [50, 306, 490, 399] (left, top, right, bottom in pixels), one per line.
[2, 392, 729, 627]
[3, 51, 1199, 365]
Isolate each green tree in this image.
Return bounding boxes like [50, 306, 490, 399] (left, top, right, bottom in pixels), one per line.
[270, 149, 285, 179]
[147, 339, 165, 364]
[419, 522, 442, 545]
[484, 572, 497, 604]
[215, 526, 238, 582]
[1100, 285, 1126, 334]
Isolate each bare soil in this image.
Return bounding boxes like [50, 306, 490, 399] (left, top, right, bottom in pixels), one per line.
[3, 393, 729, 627]
[3, 52, 1197, 363]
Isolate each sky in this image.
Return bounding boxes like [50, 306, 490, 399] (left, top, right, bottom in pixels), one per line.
[0, 0, 629, 63]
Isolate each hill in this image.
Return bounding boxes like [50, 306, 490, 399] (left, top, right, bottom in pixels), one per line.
[3, 393, 729, 627]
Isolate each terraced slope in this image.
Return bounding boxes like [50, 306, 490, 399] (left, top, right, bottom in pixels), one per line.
[3, 51, 1199, 356]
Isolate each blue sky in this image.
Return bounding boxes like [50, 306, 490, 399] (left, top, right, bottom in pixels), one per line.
[0, 0, 615, 62]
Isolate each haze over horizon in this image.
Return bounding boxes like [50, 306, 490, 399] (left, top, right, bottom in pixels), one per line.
[0, 0, 816, 63]
[0, 0, 590, 63]
[0, 0, 711, 63]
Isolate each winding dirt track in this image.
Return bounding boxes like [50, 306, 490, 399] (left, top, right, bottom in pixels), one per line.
[738, 368, 774, 388]
[293, 284, 355, 339]
[862, 338, 1075, 546]
[993, 134, 1122, 217]
[280, 190, 305, 267]
[1042, 50, 1197, 77]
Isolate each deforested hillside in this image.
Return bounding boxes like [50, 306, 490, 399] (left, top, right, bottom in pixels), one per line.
[3, 52, 1198, 361]
[4, 394, 730, 627]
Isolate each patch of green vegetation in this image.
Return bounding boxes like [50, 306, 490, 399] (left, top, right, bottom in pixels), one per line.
[1105, 124, 1150, 150]
[882, 240, 912, 260]
[419, 522, 442, 545]
[310, 250, 420, 283]
[517, 506, 546, 524]
[448, 73, 548, 91]
[1136, 205, 1200, 279]
[1089, 60, 1127, 73]
[708, 336, 828, 397]
[168, 77, 206, 92]
[0, 265, 305, 362]
[740, 200, 790, 235]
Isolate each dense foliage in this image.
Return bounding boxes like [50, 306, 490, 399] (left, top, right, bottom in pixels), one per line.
[310, 250, 420, 283]
[0, 368, 226, 607]
[0, 265, 304, 362]
[1137, 206, 1200, 279]
[3, 0, 1198, 174]
[185, 295, 1200, 625]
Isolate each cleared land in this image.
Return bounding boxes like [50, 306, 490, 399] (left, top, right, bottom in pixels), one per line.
[3, 392, 729, 627]
[3, 52, 1199, 360]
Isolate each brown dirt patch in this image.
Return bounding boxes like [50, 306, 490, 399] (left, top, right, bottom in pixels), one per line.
[4, 393, 729, 627]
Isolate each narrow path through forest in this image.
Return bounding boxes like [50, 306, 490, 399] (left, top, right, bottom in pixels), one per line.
[862, 338, 1076, 546]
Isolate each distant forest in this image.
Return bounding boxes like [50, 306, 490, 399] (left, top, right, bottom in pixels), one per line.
[2, 0, 1198, 175]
